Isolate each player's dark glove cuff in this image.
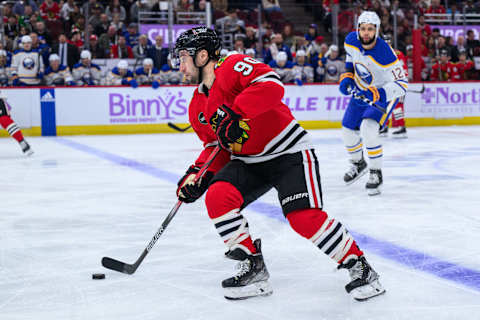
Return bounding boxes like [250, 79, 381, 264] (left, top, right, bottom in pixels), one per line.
[176, 166, 214, 203]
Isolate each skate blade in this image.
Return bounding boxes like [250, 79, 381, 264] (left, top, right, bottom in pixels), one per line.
[392, 133, 407, 139]
[352, 280, 386, 301]
[367, 186, 381, 196]
[224, 280, 273, 300]
[379, 132, 388, 138]
[344, 169, 368, 186]
[24, 150, 34, 156]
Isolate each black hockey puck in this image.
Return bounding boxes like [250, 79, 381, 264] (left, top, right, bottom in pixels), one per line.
[92, 273, 106, 280]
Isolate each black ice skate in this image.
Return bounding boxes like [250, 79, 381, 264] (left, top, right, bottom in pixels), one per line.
[19, 140, 33, 156]
[222, 239, 273, 300]
[392, 126, 407, 139]
[379, 126, 388, 137]
[338, 256, 385, 301]
[366, 169, 382, 196]
[344, 158, 367, 185]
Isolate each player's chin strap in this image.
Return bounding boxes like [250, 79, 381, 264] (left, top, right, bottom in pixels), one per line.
[193, 54, 211, 84]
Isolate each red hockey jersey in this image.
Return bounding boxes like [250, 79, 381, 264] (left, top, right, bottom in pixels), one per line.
[188, 86, 230, 172]
[204, 53, 310, 163]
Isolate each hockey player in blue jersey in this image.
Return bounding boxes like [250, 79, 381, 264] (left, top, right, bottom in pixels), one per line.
[134, 58, 161, 89]
[338, 11, 408, 195]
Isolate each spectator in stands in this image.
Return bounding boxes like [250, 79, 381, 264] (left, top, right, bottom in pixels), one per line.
[292, 49, 313, 86]
[13, 0, 39, 16]
[70, 30, 84, 49]
[99, 26, 119, 58]
[304, 24, 318, 43]
[133, 35, 152, 59]
[260, 24, 274, 44]
[82, 0, 104, 17]
[135, 58, 161, 88]
[107, 60, 137, 87]
[44, 53, 75, 86]
[243, 27, 257, 49]
[262, 0, 281, 13]
[290, 36, 308, 54]
[88, 35, 104, 59]
[40, 0, 61, 20]
[87, 3, 103, 30]
[417, 15, 431, 37]
[61, 0, 78, 23]
[95, 14, 110, 37]
[150, 35, 169, 70]
[176, 0, 193, 11]
[125, 23, 140, 48]
[426, 0, 446, 16]
[34, 21, 53, 47]
[30, 32, 50, 66]
[306, 35, 323, 66]
[233, 38, 246, 54]
[110, 35, 134, 59]
[282, 24, 295, 49]
[0, 50, 10, 87]
[13, 26, 30, 51]
[130, 0, 151, 22]
[71, 15, 87, 36]
[245, 48, 256, 58]
[18, 5, 34, 30]
[72, 50, 102, 86]
[111, 12, 125, 34]
[269, 51, 294, 83]
[106, 0, 127, 21]
[466, 30, 480, 58]
[215, 8, 245, 37]
[4, 16, 18, 41]
[321, 44, 344, 84]
[220, 48, 229, 59]
[264, 33, 292, 65]
[52, 34, 80, 71]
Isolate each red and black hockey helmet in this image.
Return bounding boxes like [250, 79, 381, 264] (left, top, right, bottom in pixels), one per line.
[174, 26, 221, 61]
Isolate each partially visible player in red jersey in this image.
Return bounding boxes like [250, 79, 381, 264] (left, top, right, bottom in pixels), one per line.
[454, 49, 474, 81]
[430, 49, 460, 81]
[381, 34, 408, 138]
[174, 26, 385, 301]
[0, 92, 33, 156]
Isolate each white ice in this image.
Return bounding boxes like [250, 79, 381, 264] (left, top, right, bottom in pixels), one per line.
[1, 126, 480, 320]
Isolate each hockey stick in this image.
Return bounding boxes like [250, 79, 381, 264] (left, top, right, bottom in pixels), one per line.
[349, 89, 397, 130]
[167, 122, 192, 132]
[407, 83, 425, 94]
[102, 146, 221, 275]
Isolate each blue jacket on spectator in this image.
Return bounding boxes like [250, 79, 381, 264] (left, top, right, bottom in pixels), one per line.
[264, 45, 292, 65]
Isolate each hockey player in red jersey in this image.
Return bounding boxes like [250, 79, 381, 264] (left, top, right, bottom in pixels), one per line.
[0, 93, 33, 155]
[175, 26, 385, 301]
[430, 49, 459, 81]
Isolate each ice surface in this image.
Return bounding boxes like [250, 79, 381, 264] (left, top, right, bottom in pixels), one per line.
[0, 126, 479, 320]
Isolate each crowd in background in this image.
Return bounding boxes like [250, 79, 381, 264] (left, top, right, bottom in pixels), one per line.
[0, 0, 479, 88]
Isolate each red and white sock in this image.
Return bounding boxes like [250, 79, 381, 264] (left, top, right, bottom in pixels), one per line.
[287, 208, 363, 264]
[0, 115, 24, 142]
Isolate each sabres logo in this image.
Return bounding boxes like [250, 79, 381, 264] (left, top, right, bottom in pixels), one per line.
[354, 63, 373, 85]
[23, 57, 35, 70]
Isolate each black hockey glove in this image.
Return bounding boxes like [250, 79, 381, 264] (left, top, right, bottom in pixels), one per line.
[176, 165, 214, 203]
[209, 105, 250, 151]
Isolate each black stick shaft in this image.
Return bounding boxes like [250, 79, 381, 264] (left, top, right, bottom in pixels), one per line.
[102, 146, 222, 274]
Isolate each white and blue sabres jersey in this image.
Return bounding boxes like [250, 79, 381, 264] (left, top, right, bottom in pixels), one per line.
[344, 31, 408, 102]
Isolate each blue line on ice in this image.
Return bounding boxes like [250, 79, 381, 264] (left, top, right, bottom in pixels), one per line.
[55, 137, 480, 292]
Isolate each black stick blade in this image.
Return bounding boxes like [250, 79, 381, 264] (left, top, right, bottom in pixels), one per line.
[102, 257, 136, 275]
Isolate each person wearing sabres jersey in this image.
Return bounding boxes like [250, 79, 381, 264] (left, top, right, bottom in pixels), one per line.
[338, 11, 408, 196]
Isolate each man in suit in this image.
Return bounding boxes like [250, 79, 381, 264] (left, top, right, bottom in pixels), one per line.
[149, 35, 169, 70]
[51, 33, 80, 70]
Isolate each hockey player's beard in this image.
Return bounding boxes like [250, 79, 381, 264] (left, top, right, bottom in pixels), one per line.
[360, 36, 375, 46]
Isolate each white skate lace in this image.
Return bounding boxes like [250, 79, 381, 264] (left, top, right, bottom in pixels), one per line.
[348, 260, 365, 281]
[234, 260, 252, 278]
[346, 164, 359, 178]
[368, 172, 379, 184]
